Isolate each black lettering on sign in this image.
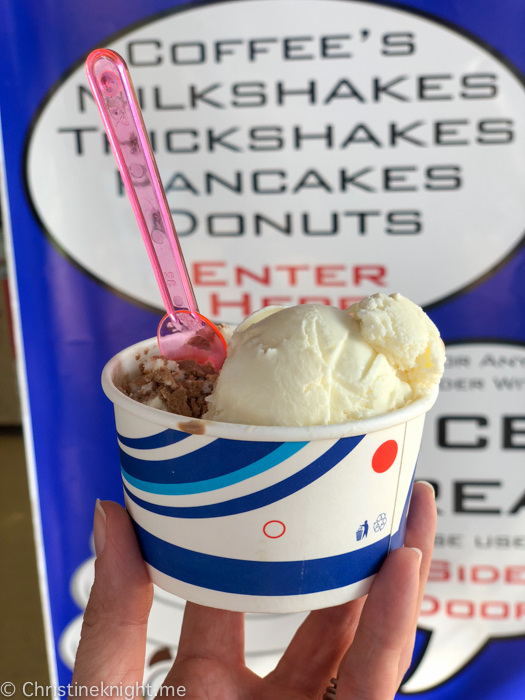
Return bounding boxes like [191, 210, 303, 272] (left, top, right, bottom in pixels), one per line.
[425, 165, 462, 190]
[438, 415, 488, 449]
[249, 127, 283, 151]
[418, 74, 452, 100]
[154, 86, 184, 110]
[215, 39, 242, 63]
[128, 40, 162, 66]
[249, 38, 277, 61]
[460, 73, 498, 99]
[477, 119, 514, 144]
[58, 127, 98, 155]
[321, 35, 352, 59]
[172, 42, 206, 65]
[454, 481, 501, 514]
[503, 416, 525, 449]
[381, 32, 415, 56]
[170, 210, 197, 237]
[386, 210, 421, 234]
[344, 211, 381, 235]
[252, 170, 286, 194]
[231, 83, 266, 107]
[165, 129, 198, 153]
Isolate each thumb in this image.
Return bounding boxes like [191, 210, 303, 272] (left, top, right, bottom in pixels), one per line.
[72, 500, 153, 689]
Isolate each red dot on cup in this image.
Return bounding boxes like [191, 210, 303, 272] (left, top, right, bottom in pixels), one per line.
[263, 520, 286, 538]
[372, 440, 398, 473]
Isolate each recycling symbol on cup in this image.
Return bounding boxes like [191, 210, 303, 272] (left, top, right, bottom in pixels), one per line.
[373, 513, 388, 533]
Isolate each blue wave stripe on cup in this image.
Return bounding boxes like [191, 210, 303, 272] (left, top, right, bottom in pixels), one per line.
[121, 441, 309, 495]
[133, 521, 389, 595]
[124, 435, 364, 517]
[117, 429, 189, 450]
[120, 438, 288, 484]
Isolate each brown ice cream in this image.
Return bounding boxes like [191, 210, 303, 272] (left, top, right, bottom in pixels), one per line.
[120, 356, 218, 418]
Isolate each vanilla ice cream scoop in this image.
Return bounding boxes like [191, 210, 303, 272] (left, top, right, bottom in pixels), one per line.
[204, 294, 445, 426]
[348, 293, 445, 399]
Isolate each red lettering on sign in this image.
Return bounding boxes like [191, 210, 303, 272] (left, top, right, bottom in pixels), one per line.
[261, 296, 292, 307]
[505, 566, 525, 584]
[418, 596, 525, 619]
[210, 293, 251, 317]
[193, 262, 227, 286]
[446, 600, 475, 618]
[516, 602, 525, 619]
[420, 595, 439, 616]
[275, 265, 309, 286]
[480, 601, 509, 619]
[353, 265, 387, 287]
[472, 565, 499, 584]
[315, 265, 346, 287]
[428, 560, 451, 583]
[235, 266, 271, 286]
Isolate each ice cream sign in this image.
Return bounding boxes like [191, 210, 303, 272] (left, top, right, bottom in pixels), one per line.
[409, 342, 525, 692]
[26, 0, 525, 322]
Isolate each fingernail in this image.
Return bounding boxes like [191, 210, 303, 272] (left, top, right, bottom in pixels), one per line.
[415, 480, 435, 499]
[410, 547, 423, 566]
[93, 499, 107, 558]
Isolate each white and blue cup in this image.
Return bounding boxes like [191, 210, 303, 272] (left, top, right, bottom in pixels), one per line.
[102, 339, 438, 613]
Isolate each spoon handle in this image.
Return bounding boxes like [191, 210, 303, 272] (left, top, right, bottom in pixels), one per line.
[85, 49, 198, 317]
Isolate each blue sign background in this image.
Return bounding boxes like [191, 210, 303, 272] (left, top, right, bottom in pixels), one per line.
[1, 0, 524, 697]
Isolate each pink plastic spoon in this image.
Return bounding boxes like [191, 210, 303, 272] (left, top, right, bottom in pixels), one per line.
[85, 49, 227, 369]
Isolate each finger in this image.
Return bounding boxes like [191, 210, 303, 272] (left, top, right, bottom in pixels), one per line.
[405, 481, 437, 608]
[175, 602, 245, 667]
[398, 480, 437, 675]
[337, 547, 421, 700]
[267, 598, 366, 696]
[72, 501, 153, 688]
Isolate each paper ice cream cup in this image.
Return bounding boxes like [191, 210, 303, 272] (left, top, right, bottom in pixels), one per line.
[102, 337, 438, 614]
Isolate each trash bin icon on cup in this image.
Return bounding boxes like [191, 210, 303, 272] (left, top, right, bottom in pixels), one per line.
[356, 520, 369, 542]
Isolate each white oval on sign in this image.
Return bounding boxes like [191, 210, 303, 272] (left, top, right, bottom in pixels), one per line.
[27, 0, 525, 321]
[411, 342, 525, 691]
